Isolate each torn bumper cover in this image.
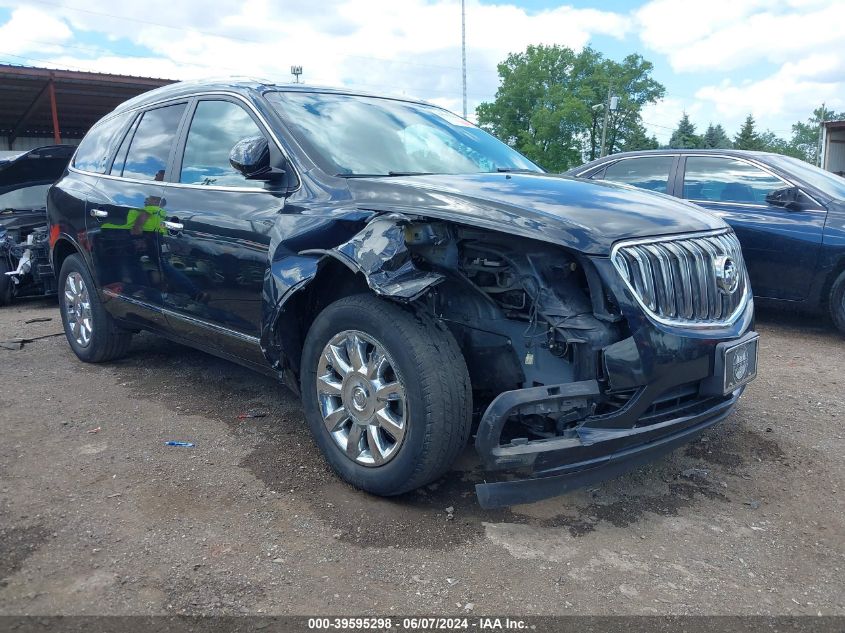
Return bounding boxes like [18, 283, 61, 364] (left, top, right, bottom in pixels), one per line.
[474, 381, 742, 509]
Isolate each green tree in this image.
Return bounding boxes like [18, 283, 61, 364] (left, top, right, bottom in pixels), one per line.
[733, 114, 765, 150]
[476, 45, 664, 171]
[621, 121, 659, 151]
[758, 131, 804, 159]
[591, 53, 666, 159]
[789, 106, 845, 164]
[668, 113, 701, 148]
[702, 123, 732, 149]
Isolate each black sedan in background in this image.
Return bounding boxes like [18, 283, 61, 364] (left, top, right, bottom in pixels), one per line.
[566, 150, 845, 333]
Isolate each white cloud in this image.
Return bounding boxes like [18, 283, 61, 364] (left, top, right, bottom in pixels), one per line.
[641, 97, 706, 144]
[3, 0, 841, 147]
[636, 0, 845, 73]
[0, 6, 72, 55]
[0, 0, 629, 111]
[695, 54, 845, 130]
[636, 0, 845, 140]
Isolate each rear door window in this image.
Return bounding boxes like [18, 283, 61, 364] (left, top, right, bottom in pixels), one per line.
[72, 111, 133, 173]
[599, 156, 674, 193]
[121, 103, 187, 181]
[682, 156, 785, 204]
[178, 100, 266, 187]
[109, 115, 140, 177]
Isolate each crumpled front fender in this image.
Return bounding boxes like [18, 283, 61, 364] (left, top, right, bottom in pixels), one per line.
[303, 215, 444, 300]
[260, 214, 444, 388]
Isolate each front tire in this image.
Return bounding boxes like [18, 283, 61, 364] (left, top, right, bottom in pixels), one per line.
[58, 253, 133, 362]
[300, 294, 472, 496]
[830, 269, 845, 335]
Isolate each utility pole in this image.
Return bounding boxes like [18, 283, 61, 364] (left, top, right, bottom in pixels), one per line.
[599, 87, 609, 157]
[461, 0, 467, 118]
[818, 102, 826, 167]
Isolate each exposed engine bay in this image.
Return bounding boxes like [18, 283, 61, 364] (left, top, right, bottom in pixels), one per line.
[403, 221, 626, 442]
[0, 210, 55, 305]
[0, 145, 74, 306]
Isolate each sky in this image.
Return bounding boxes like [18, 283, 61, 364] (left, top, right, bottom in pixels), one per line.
[0, 0, 842, 144]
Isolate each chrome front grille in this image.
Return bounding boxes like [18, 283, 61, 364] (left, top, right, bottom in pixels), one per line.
[611, 230, 748, 327]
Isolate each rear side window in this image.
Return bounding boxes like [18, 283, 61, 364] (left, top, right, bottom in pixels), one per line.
[600, 156, 674, 193]
[683, 156, 784, 204]
[110, 115, 140, 177]
[72, 111, 132, 173]
[179, 100, 265, 187]
[122, 103, 187, 181]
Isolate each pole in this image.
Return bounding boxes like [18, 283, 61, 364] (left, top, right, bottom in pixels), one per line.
[48, 77, 61, 145]
[461, 0, 467, 119]
[818, 102, 825, 167]
[599, 86, 610, 157]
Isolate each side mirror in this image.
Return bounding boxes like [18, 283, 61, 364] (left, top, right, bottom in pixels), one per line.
[765, 186, 802, 211]
[229, 136, 285, 181]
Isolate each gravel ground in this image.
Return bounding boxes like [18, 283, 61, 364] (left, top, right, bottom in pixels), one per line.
[0, 297, 843, 616]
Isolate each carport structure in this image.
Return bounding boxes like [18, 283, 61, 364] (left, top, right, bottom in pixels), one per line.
[0, 64, 174, 150]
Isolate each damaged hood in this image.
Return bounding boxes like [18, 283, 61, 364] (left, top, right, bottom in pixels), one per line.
[346, 172, 725, 255]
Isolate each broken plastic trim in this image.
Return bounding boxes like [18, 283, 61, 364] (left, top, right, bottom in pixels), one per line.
[474, 380, 600, 471]
[303, 215, 445, 301]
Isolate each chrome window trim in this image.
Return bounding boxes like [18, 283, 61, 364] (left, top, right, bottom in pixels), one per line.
[576, 153, 824, 209]
[68, 90, 301, 194]
[687, 199, 769, 209]
[680, 153, 825, 209]
[573, 153, 678, 178]
[610, 228, 750, 329]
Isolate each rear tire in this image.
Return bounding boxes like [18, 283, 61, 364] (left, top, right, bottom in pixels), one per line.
[830, 269, 845, 335]
[300, 293, 472, 496]
[58, 253, 133, 362]
[0, 259, 13, 306]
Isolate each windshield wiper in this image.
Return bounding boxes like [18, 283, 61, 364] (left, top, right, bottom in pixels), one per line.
[495, 167, 539, 174]
[334, 171, 437, 178]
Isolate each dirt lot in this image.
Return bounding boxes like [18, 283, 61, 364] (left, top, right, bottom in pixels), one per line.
[0, 297, 843, 616]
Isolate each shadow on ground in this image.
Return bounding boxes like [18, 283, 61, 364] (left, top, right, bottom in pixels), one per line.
[109, 331, 788, 550]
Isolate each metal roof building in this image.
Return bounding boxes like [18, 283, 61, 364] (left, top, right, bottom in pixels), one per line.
[0, 64, 175, 151]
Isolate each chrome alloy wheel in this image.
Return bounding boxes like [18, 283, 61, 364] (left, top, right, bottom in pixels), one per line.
[63, 271, 93, 348]
[316, 330, 408, 467]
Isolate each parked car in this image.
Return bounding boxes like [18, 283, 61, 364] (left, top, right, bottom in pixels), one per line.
[565, 149, 845, 333]
[48, 81, 758, 508]
[0, 145, 74, 305]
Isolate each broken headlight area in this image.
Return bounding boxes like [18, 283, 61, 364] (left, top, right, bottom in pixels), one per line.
[405, 224, 625, 439]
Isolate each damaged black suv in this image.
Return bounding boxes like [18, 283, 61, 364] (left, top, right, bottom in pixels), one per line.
[48, 81, 758, 507]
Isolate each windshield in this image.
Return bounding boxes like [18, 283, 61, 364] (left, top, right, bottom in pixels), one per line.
[0, 183, 51, 211]
[266, 91, 541, 177]
[767, 154, 845, 201]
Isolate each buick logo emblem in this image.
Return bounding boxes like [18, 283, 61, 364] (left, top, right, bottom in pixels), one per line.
[715, 256, 740, 295]
[733, 346, 749, 381]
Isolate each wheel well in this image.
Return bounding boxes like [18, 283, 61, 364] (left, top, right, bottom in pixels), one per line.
[273, 258, 370, 378]
[52, 239, 79, 275]
[821, 256, 845, 310]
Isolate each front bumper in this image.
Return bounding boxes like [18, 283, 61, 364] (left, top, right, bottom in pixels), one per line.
[473, 281, 757, 508]
[475, 385, 741, 508]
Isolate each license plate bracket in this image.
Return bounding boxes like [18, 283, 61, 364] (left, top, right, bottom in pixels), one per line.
[701, 332, 759, 396]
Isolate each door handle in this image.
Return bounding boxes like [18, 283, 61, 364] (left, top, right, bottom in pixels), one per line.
[162, 220, 184, 231]
[90, 208, 109, 218]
